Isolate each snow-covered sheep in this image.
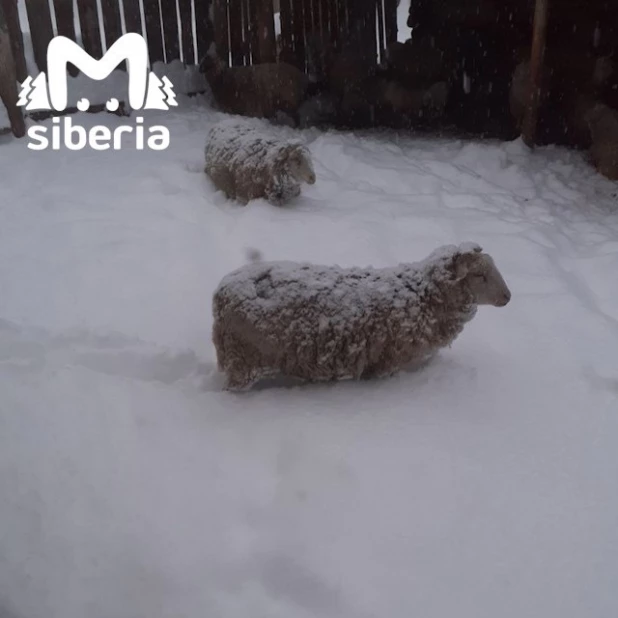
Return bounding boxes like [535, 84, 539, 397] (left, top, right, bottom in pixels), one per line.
[199, 45, 310, 121]
[212, 243, 511, 391]
[204, 118, 316, 205]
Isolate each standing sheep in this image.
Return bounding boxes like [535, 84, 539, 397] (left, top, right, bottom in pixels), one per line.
[199, 44, 310, 123]
[204, 118, 316, 205]
[212, 243, 511, 391]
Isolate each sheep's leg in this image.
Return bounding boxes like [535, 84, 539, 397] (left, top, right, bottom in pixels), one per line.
[219, 332, 265, 391]
[224, 368, 259, 391]
[265, 178, 286, 206]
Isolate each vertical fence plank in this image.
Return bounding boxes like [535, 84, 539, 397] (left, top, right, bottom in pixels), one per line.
[329, 0, 338, 50]
[76, 0, 103, 58]
[101, 0, 123, 48]
[301, 0, 312, 64]
[522, 0, 550, 147]
[241, 0, 250, 64]
[0, 0, 25, 136]
[178, 0, 194, 63]
[160, 0, 181, 61]
[383, 0, 397, 45]
[228, 0, 244, 65]
[25, 0, 54, 71]
[279, 0, 294, 64]
[123, 0, 143, 34]
[376, 0, 385, 60]
[1, 0, 27, 81]
[52, 0, 79, 75]
[246, 0, 259, 63]
[54, 0, 77, 41]
[363, 0, 376, 63]
[291, 0, 305, 69]
[256, 0, 276, 63]
[337, 0, 347, 40]
[194, 0, 214, 63]
[212, 0, 229, 63]
[143, 0, 165, 63]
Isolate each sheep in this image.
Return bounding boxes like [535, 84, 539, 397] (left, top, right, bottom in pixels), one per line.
[204, 117, 316, 206]
[199, 44, 310, 122]
[212, 243, 511, 391]
[585, 102, 618, 180]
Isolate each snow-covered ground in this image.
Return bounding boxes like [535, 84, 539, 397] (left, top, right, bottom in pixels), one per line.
[2, 86, 618, 618]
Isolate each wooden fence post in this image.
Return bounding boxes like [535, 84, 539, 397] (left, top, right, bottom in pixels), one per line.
[1, 0, 27, 81]
[194, 0, 214, 63]
[384, 0, 398, 46]
[178, 0, 195, 64]
[160, 0, 181, 61]
[257, 0, 276, 63]
[522, 0, 549, 147]
[76, 0, 104, 59]
[142, 0, 165, 63]
[0, 0, 25, 136]
[212, 0, 229, 64]
[25, 0, 54, 71]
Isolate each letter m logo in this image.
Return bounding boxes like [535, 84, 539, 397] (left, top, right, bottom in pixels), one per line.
[17, 33, 176, 112]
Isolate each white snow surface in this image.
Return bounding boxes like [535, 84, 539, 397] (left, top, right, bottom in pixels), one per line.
[1, 100, 618, 618]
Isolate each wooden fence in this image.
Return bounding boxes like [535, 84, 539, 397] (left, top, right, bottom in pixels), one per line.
[0, 0, 398, 135]
[214, 0, 399, 73]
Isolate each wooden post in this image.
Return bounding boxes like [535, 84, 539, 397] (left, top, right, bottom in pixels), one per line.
[0, 0, 25, 136]
[178, 0, 195, 64]
[522, 0, 549, 147]
[212, 0, 229, 65]
[100, 0, 123, 50]
[292, 0, 306, 70]
[229, 0, 244, 65]
[25, 0, 55, 71]
[160, 0, 181, 61]
[194, 0, 215, 64]
[256, 0, 276, 64]
[1, 0, 27, 81]
[122, 0, 143, 34]
[142, 0, 165, 64]
[384, 0, 397, 46]
[279, 0, 295, 64]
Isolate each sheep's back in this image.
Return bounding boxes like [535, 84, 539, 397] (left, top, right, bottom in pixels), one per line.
[214, 261, 431, 332]
[205, 121, 290, 173]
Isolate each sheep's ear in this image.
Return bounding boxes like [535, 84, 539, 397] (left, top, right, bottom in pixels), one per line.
[454, 252, 478, 279]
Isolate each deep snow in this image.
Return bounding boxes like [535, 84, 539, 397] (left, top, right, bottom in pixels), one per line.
[1, 98, 618, 618]
[2, 3, 617, 616]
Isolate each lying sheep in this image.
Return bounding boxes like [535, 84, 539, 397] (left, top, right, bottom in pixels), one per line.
[199, 44, 309, 122]
[204, 118, 316, 205]
[212, 243, 511, 390]
[585, 103, 618, 180]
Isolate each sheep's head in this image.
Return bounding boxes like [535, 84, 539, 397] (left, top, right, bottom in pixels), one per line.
[286, 146, 316, 185]
[453, 246, 511, 307]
